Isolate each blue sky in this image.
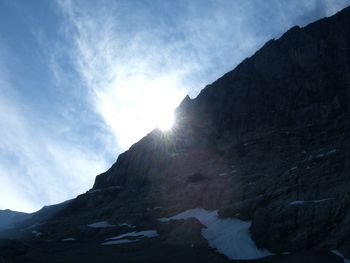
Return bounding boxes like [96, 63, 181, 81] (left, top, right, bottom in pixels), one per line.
[1, 0, 350, 212]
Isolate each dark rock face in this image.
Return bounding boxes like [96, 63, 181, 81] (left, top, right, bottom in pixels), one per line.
[2, 6, 350, 262]
[90, 6, 350, 255]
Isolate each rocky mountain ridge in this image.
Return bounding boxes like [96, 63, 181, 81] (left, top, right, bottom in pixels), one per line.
[90, 5, 350, 254]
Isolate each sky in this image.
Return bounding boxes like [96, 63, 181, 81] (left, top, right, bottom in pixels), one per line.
[1, 0, 350, 213]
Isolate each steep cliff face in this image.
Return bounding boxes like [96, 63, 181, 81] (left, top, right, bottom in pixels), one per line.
[90, 6, 350, 254]
[2, 6, 350, 263]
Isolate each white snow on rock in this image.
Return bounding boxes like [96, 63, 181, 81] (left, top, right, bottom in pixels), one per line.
[289, 201, 305, 205]
[287, 166, 297, 172]
[159, 208, 272, 260]
[290, 198, 335, 206]
[102, 230, 159, 245]
[106, 230, 159, 241]
[118, 223, 136, 228]
[87, 221, 116, 228]
[316, 149, 337, 158]
[102, 239, 138, 245]
[31, 230, 42, 237]
[62, 238, 76, 241]
[332, 250, 350, 263]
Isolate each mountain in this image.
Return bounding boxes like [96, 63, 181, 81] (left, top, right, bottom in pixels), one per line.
[0, 210, 30, 232]
[1, 6, 350, 263]
[0, 200, 73, 239]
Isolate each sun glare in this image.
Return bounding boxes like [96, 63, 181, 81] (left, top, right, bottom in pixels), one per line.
[98, 76, 186, 149]
[157, 111, 175, 131]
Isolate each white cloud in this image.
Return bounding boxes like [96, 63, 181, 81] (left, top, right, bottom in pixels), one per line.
[56, 0, 191, 149]
[55, 0, 269, 149]
[56, 0, 350, 151]
[0, 66, 107, 212]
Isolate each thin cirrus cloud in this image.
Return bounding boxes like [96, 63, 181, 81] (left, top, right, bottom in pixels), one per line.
[0, 43, 108, 212]
[55, 0, 350, 149]
[0, 74, 107, 212]
[1, 0, 350, 212]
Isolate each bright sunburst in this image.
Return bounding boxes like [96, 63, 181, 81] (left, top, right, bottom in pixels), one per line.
[97, 76, 186, 149]
[156, 111, 175, 131]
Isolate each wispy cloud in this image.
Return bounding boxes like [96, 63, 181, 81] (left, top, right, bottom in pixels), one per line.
[0, 94, 108, 212]
[0, 49, 107, 212]
[54, 0, 350, 150]
[55, 0, 258, 149]
[56, 0, 189, 149]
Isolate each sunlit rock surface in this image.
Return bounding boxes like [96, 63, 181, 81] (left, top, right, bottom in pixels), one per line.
[1, 6, 350, 263]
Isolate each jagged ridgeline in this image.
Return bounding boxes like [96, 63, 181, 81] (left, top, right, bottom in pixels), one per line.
[1, 5, 350, 263]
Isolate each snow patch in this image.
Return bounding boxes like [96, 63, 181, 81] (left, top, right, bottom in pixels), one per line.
[290, 198, 335, 205]
[31, 230, 42, 237]
[102, 230, 159, 245]
[102, 239, 138, 245]
[289, 201, 305, 205]
[62, 238, 76, 241]
[159, 208, 272, 260]
[316, 149, 337, 158]
[87, 221, 116, 228]
[331, 250, 350, 263]
[118, 223, 136, 229]
[106, 230, 159, 240]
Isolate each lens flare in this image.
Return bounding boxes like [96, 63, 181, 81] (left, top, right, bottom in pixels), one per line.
[157, 111, 175, 131]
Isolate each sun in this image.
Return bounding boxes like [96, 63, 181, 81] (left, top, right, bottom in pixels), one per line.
[157, 111, 175, 131]
[100, 76, 186, 149]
